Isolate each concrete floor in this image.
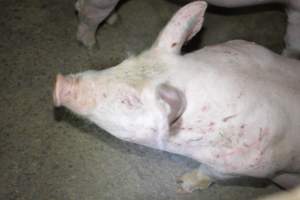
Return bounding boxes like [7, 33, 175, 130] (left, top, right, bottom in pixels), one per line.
[0, 0, 287, 199]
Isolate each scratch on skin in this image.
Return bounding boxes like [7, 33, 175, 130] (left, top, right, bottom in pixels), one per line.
[238, 124, 246, 137]
[207, 122, 215, 132]
[218, 131, 232, 144]
[121, 95, 142, 108]
[201, 105, 209, 112]
[187, 137, 203, 144]
[222, 114, 237, 122]
[237, 92, 243, 99]
[217, 128, 269, 171]
[219, 127, 270, 158]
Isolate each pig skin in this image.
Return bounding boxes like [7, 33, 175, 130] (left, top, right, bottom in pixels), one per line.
[57, 1, 300, 192]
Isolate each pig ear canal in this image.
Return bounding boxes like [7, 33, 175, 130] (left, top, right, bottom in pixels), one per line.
[153, 1, 207, 54]
[157, 84, 186, 124]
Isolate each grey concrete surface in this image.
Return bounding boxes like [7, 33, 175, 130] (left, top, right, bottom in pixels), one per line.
[0, 0, 286, 199]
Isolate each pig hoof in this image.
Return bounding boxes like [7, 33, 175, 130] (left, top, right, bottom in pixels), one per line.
[176, 169, 213, 193]
[76, 24, 97, 48]
[106, 12, 118, 25]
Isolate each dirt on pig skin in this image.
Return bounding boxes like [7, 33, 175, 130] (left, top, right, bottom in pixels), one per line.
[0, 0, 286, 199]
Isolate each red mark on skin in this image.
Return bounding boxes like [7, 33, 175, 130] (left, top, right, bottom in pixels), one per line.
[220, 127, 270, 158]
[258, 128, 269, 141]
[179, 127, 193, 131]
[174, 21, 181, 26]
[242, 143, 250, 148]
[187, 137, 204, 144]
[171, 42, 177, 47]
[207, 122, 215, 132]
[201, 105, 209, 112]
[222, 114, 237, 122]
[238, 124, 246, 137]
[121, 97, 134, 107]
[237, 92, 243, 99]
[150, 128, 157, 133]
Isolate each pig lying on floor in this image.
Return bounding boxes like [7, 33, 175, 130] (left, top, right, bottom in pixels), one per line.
[75, 0, 300, 58]
[55, 1, 300, 193]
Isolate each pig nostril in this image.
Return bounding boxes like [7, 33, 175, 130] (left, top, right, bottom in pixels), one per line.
[53, 74, 63, 107]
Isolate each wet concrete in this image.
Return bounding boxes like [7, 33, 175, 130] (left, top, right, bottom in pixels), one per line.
[0, 0, 286, 199]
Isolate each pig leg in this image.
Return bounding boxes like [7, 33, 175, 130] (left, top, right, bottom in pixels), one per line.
[106, 12, 118, 25]
[176, 163, 242, 193]
[273, 174, 300, 189]
[282, 8, 300, 59]
[176, 168, 213, 193]
[75, 0, 119, 48]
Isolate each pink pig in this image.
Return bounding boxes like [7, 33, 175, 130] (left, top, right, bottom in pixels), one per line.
[75, 0, 300, 58]
[58, 1, 300, 193]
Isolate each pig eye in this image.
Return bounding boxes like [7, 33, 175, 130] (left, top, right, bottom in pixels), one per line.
[120, 95, 142, 108]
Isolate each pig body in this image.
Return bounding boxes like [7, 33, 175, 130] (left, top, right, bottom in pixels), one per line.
[75, 0, 300, 58]
[58, 1, 300, 192]
[165, 40, 300, 177]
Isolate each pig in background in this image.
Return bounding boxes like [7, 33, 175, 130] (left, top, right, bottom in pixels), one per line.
[75, 0, 300, 58]
[57, 1, 300, 193]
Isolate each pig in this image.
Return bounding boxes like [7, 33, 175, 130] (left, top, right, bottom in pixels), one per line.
[57, 1, 300, 193]
[75, 0, 300, 58]
[75, 0, 119, 48]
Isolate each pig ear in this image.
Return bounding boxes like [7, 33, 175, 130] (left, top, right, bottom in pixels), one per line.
[152, 1, 207, 54]
[157, 84, 186, 123]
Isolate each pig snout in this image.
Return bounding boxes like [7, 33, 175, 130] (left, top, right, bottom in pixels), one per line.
[53, 74, 97, 115]
[53, 74, 74, 107]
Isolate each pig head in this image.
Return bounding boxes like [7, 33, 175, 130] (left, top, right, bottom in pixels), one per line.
[56, 1, 300, 192]
[53, 65, 185, 149]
